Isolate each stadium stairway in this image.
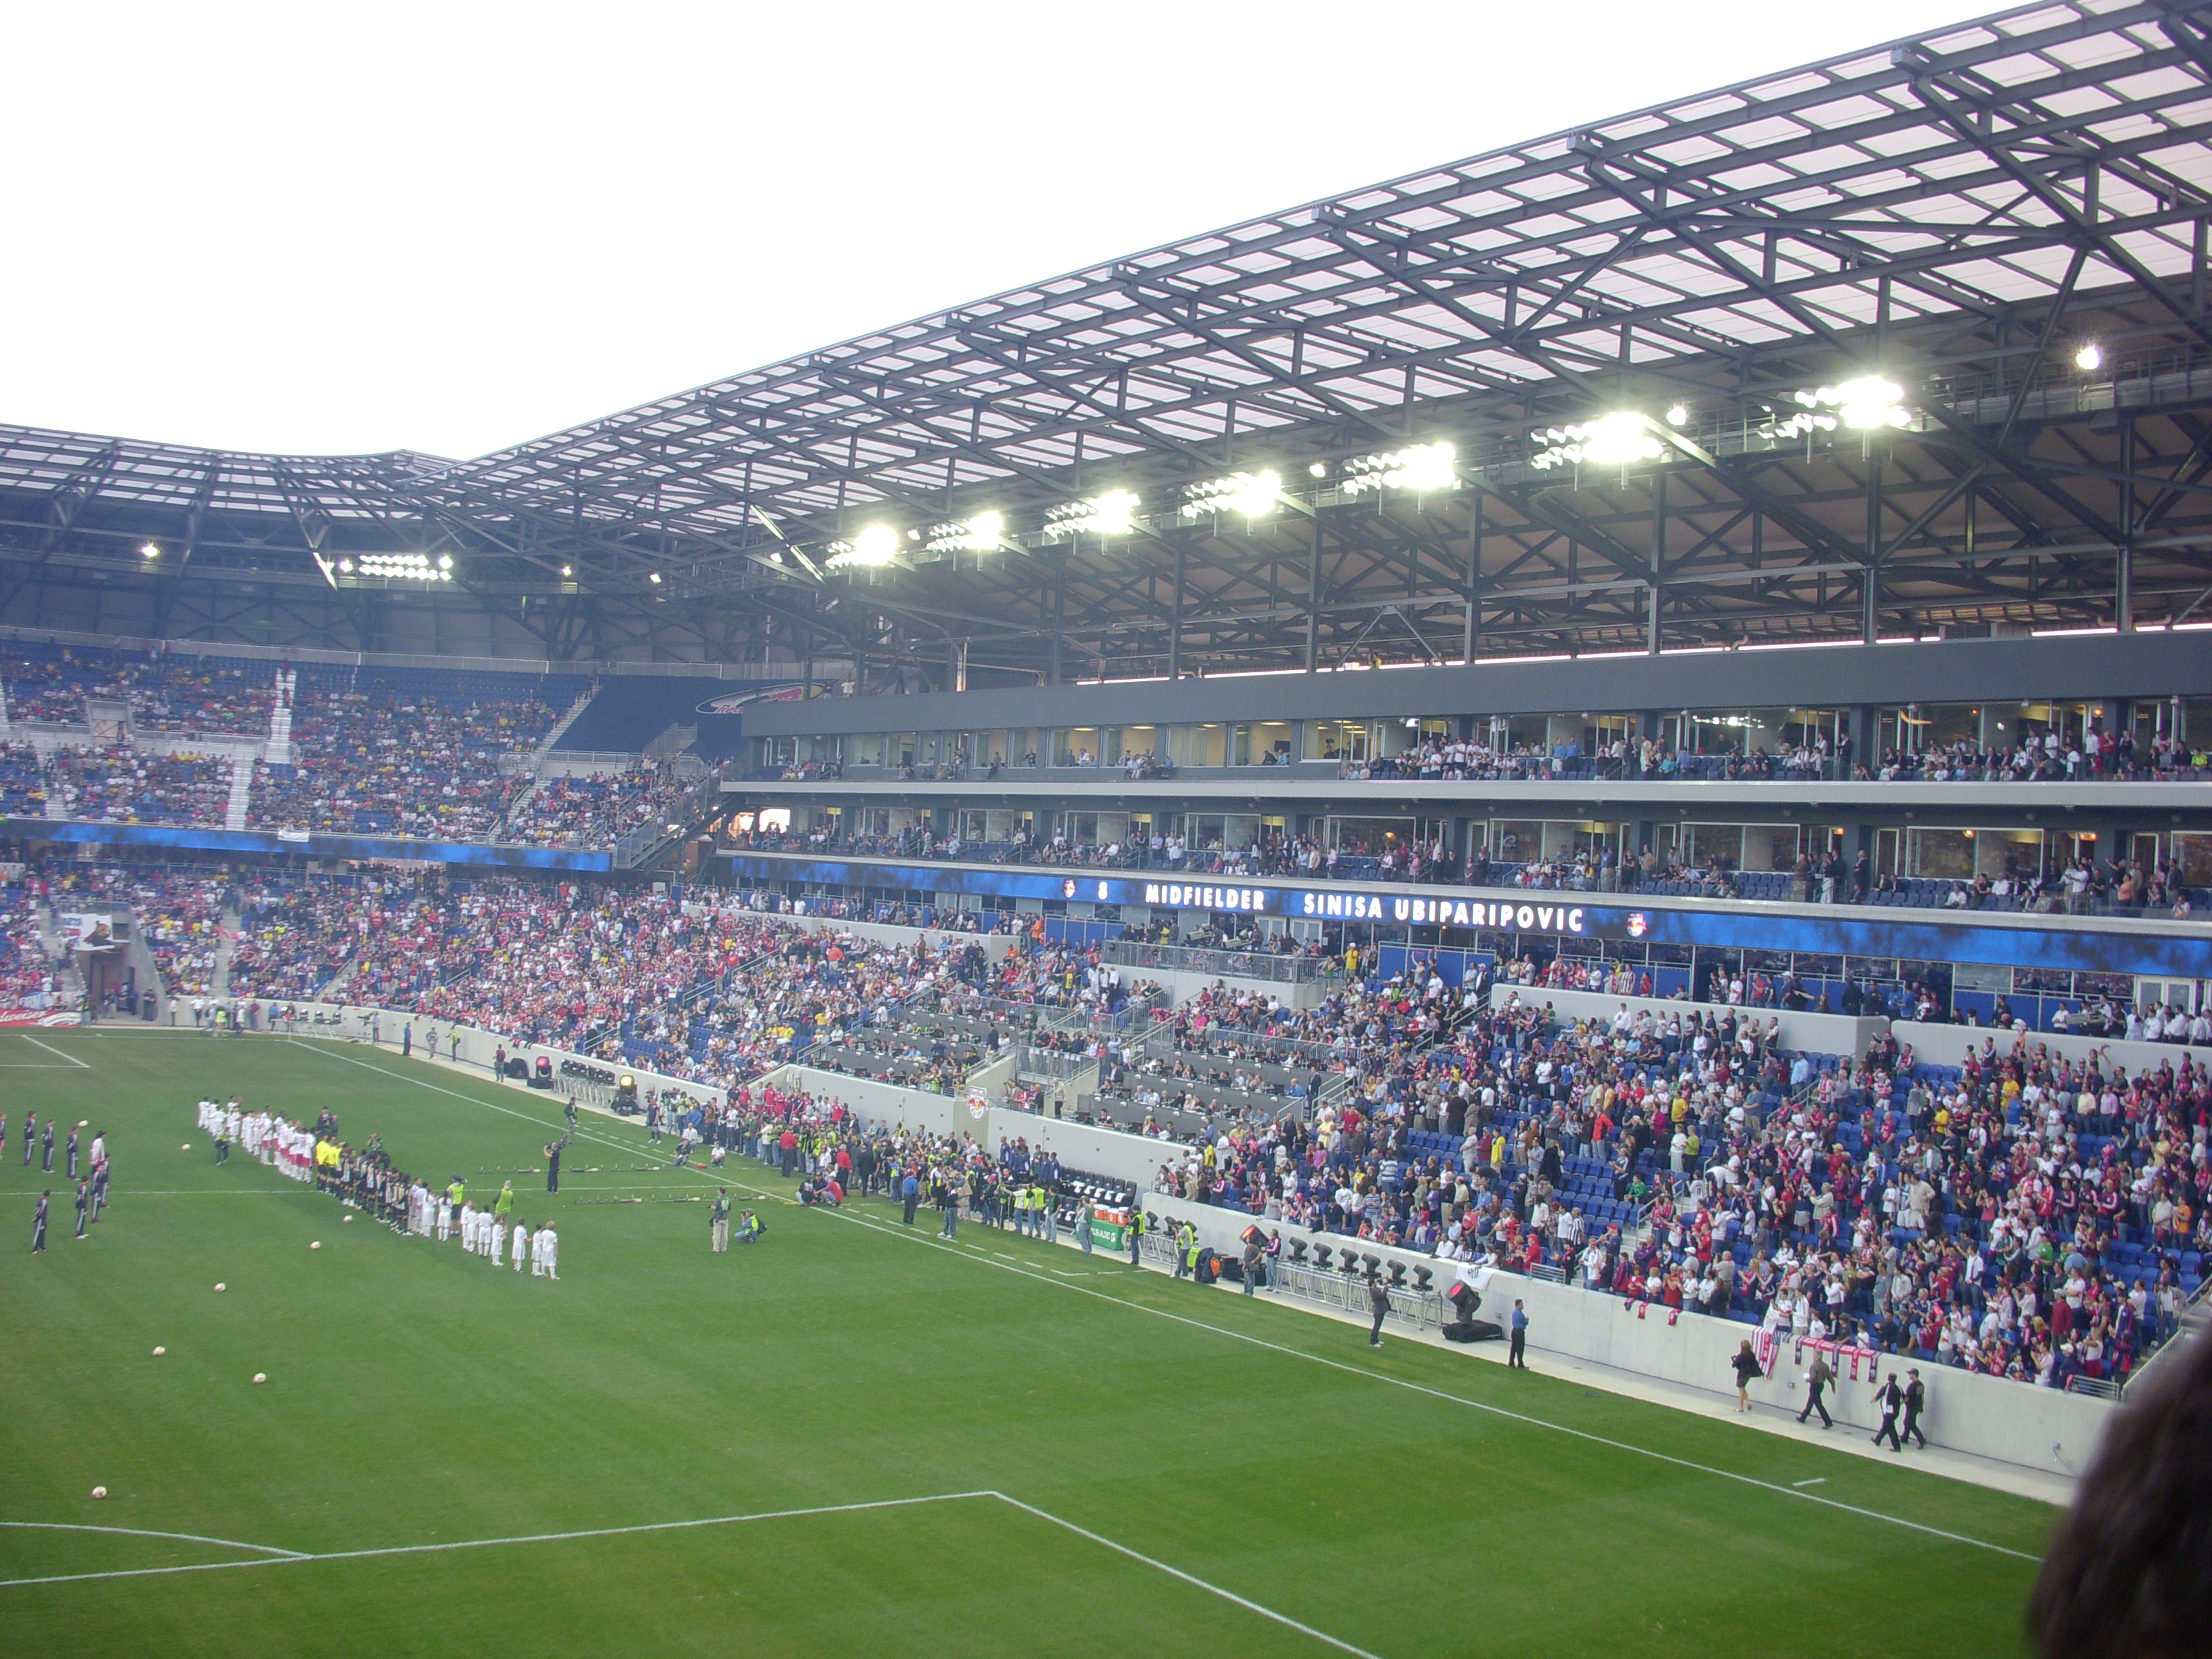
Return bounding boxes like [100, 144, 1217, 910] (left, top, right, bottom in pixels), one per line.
[265, 668, 296, 764]
[527, 686, 596, 769]
[223, 753, 253, 830]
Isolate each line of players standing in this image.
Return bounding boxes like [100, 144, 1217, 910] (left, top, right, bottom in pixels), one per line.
[14, 1112, 110, 1251]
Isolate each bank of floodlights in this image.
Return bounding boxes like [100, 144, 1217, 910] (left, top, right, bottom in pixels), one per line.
[1044, 489, 1140, 539]
[823, 524, 902, 571]
[354, 552, 454, 581]
[922, 510, 1005, 554]
[1340, 441, 1457, 495]
[1774, 375, 1913, 440]
[1180, 470, 1280, 520]
[1531, 411, 1664, 470]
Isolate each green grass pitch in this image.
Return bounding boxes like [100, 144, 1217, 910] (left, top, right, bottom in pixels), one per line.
[0, 1027, 2056, 1658]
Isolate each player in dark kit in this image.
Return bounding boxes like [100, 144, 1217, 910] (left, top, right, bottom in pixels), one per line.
[20, 1111, 33, 1167]
[39, 1118, 54, 1172]
[30, 1191, 49, 1253]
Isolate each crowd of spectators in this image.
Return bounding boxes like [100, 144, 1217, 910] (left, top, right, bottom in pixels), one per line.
[500, 762, 691, 848]
[0, 883, 59, 1008]
[43, 746, 233, 826]
[1154, 983, 2209, 1391]
[249, 689, 556, 839]
[228, 881, 370, 1004]
[0, 741, 45, 815]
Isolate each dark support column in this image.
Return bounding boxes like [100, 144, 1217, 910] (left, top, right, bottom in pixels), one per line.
[1646, 471, 1665, 655]
[2118, 416, 2135, 632]
[1462, 494, 1483, 663]
[1305, 514, 1324, 672]
[1863, 455, 1882, 644]
[1168, 539, 1187, 679]
[1050, 561, 1067, 685]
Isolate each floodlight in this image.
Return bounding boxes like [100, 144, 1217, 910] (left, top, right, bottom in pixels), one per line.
[1831, 376, 1910, 430]
[140, 541, 160, 558]
[649, 571, 664, 584]
[2074, 342, 2104, 372]
[1530, 413, 1662, 470]
[1341, 441, 1457, 495]
[1044, 489, 1140, 539]
[1786, 376, 1912, 434]
[924, 510, 1006, 554]
[1665, 404, 1689, 426]
[337, 559, 353, 573]
[561, 565, 573, 577]
[1182, 470, 1280, 519]
[1308, 461, 1328, 478]
[436, 553, 453, 571]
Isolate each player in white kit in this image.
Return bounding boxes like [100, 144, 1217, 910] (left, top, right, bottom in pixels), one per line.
[435, 1193, 452, 1241]
[536, 1222, 558, 1279]
[489, 1217, 506, 1264]
[511, 1221, 530, 1272]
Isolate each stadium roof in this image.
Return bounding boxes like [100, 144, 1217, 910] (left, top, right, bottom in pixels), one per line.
[7, 0, 2212, 679]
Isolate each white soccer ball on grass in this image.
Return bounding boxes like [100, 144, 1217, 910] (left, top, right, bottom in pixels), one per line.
[213, 1283, 226, 1292]
[151, 1346, 165, 1357]
[90, 1486, 106, 1500]
[252, 1372, 266, 1385]
[310, 1241, 321, 1250]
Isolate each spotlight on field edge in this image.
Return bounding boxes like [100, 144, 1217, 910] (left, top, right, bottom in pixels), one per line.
[1044, 489, 1140, 539]
[1532, 413, 1662, 470]
[1181, 470, 1280, 519]
[924, 510, 1005, 554]
[824, 524, 903, 569]
[1340, 441, 1457, 495]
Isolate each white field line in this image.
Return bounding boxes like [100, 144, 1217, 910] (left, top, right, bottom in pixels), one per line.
[20, 1036, 89, 1069]
[0, 1492, 989, 1591]
[286, 1038, 2041, 1567]
[988, 1492, 1382, 1659]
[0, 1519, 306, 1559]
[0, 1488, 1382, 1658]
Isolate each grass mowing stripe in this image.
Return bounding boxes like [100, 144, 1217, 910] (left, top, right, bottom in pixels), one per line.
[0, 1521, 308, 1559]
[288, 1037, 2041, 1567]
[988, 1492, 1384, 1659]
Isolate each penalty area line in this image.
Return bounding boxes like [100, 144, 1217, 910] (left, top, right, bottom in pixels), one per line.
[0, 1492, 991, 1591]
[0, 1495, 1377, 1655]
[20, 1036, 90, 1069]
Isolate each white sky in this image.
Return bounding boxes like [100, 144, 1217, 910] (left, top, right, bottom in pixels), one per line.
[4, 1, 1990, 462]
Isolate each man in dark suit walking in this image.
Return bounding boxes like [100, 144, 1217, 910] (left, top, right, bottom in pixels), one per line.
[1901, 1368, 1928, 1448]
[1797, 1353, 1835, 1427]
[1873, 1374, 1905, 1450]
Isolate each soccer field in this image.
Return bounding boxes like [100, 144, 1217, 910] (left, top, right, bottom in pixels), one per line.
[0, 1027, 2055, 1658]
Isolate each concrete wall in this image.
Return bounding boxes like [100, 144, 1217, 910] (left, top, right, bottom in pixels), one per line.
[1893, 1019, 2206, 1075]
[1140, 1191, 2110, 1479]
[1490, 983, 1888, 1058]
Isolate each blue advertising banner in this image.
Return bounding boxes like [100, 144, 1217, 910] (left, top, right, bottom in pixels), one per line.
[8, 818, 613, 873]
[718, 852, 2212, 979]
